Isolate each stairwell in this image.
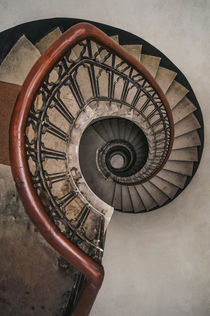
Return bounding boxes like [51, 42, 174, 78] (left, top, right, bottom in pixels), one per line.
[0, 18, 204, 316]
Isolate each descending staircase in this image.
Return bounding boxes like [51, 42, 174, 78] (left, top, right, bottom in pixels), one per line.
[0, 19, 203, 315]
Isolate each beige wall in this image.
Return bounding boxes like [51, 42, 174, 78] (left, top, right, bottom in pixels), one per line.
[0, 1, 209, 315]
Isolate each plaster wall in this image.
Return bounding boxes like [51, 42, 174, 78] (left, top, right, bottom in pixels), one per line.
[0, 1, 210, 315]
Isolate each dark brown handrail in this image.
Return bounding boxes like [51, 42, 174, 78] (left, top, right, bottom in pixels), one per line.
[9, 22, 174, 315]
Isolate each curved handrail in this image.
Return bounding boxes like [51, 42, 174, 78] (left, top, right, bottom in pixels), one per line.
[9, 22, 174, 315]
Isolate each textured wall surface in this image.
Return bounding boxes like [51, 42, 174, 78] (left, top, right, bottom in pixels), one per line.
[0, 1, 209, 315]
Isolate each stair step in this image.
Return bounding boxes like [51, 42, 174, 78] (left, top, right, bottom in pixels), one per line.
[93, 120, 112, 142]
[142, 182, 168, 206]
[140, 54, 161, 77]
[150, 176, 178, 199]
[110, 35, 119, 43]
[59, 85, 80, 118]
[163, 161, 194, 176]
[172, 97, 197, 124]
[157, 169, 187, 189]
[174, 113, 201, 137]
[173, 130, 201, 149]
[78, 65, 94, 102]
[169, 147, 198, 161]
[0, 35, 41, 85]
[128, 186, 145, 212]
[135, 184, 157, 211]
[112, 183, 122, 210]
[102, 119, 115, 140]
[110, 118, 120, 139]
[0, 81, 22, 165]
[122, 45, 142, 61]
[155, 67, 177, 93]
[35, 27, 62, 54]
[122, 185, 133, 212]
[166, 81, 189, 109]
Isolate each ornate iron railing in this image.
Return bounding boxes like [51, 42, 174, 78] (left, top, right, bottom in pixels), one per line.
[10, 22, 174, 315]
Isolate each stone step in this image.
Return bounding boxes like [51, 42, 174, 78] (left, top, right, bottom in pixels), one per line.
[122, 185, 134, 212]
[157, 169, 187, 189]
[110, 35, 119, 43]
[174, 113, 200, 137]
[142, 181, 168, 206]
[135, 184, 157, 211]
[140, 54, 161, 78]
[35, 27, 62, 54]
[163, 160, 194, 176]
[0, 35, 41, 85]
[122, 44, 142, 61]
[172, 97, 197, 124]
[112, 183, 122, 210]
[0, 81, 22, 165]
[128, 186, 145, 212]
[173, 130, 201, 149]
[166, 80, 189, 109]
[149, 176, 178, 199]
[155, 66, 177, 93]
[169, 147, 198, 162]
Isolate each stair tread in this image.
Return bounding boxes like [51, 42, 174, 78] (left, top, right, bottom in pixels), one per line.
[36, 27, 62, 54]
[155, 66, 177, 93]
[128, 186, 145, 212]
[173, 130, 201, 149]
[122, 185, 133, 212]
[140, 54, 161, 78]
[122, 45, 142, 61]
[169, 147, 198, 161]
[174, 113, 201, 137]
[166, 80, 189, 109]
[93, 120, 112, 142]
[172, 97, 197, 124]
[0, 35, 41, 85]
[110, 35, 119, 43]
[142, 182, 168, 206]
[157, 169, 187, 189]
[0, 81, 22, 165]
[74, 64, 93, 102]
[163, 160, 194, 176]
[135, 184, 157, 211]
[112, 183, 122, 209]
[150, 176, 178, 199]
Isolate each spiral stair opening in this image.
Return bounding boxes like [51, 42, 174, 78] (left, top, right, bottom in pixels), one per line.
[0, 18, 204, 315]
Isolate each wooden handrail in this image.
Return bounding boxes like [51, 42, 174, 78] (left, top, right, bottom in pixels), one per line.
[9, 22, 174, 315]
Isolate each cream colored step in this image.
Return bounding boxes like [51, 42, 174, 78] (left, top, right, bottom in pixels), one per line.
[36, 27, 62, 54]
[174, 113, 201, 137]
[122, 185, 133, 212]
[128, 186, 145, 212]
[0, 35, 41, 85]
[110, 35, 119, 43]
[135, 184, 157, 210]
[163, 161, 193, 176]
[122, 45, 142, 61]
[173, 130, 201, 149]
[140, 54, 161, 78]
[157, 169, 187, 189]
[166, 80, 189, 109]
[149, 176, 178, 199]
[155, 67, 177, 93]
[142, 182, 168, 206]
[172, 97, 197, 124]
[169, 147, 198, 162]
[112, 183, 122, 210]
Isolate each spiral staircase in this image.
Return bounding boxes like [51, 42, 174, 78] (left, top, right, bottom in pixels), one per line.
[0, 18, 203, 315]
